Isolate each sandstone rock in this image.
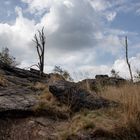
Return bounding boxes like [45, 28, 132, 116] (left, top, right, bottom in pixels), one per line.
[0, 86, 39, 118]
[95, 75, 126, 86]
[77, 75, 126, 92]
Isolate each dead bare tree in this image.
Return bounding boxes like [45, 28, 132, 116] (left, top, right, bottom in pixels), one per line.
[33, 27, 46, 75]
[125, 36, 133, 82]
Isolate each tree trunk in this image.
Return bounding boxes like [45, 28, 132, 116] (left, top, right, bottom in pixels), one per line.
[33, 27, 46, 76]
[125, 36, 133, 82]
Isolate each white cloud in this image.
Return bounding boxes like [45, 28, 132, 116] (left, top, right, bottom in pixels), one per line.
[38, 7, 59, 34]
[112, 54, 140, 79]
[105, 11, 117, 21]
[0, 6, 36, 63]
[89, 0, 111, 11]
[63, 0, 74, 8]
[89, 0, 117, 22]
[21, 0, 50, 11]
[21, 0, 58, 13]
[73, 65, 110, 81]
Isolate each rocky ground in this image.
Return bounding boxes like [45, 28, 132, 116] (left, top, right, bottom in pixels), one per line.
[0, 63, 139, 140]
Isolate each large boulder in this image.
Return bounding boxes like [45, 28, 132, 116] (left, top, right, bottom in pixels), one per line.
[95, 75, 126, 86]
[0, 64, 44, 118]
[0, 86, 39, 118]
[77, 75, 126, 92]
[49, 80, 117, 111]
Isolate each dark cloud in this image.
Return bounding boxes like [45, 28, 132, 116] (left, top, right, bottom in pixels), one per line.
[46, 0, 102, 52]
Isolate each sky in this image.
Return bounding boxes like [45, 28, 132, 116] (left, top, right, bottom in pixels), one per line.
[0, 0, 140, 81]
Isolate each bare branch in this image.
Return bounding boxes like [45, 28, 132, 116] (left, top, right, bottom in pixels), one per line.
[33, 27, 46, 76]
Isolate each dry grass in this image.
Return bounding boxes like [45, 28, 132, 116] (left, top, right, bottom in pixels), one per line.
[48, 73, 65, 85]
[39, 84, 54, 102]
[55, 84, 140, 140]
[33, 82, 71, 119]
[55, 107, 121, 140]
[101, 84, 140, 121]
[0, 74, 8, 86]
[33, 82, 69, 111]
[33, 82, 47, 90]
[98, 84, 140, 139]
[31, 82, 54, 101]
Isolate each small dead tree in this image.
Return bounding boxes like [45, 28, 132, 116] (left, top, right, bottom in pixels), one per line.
[125, 36, 133, 82]
[33, 27, 46, 75]
[53, 65, 73, 81]
[0, 47, 19, 67]
[111, 69, 119, 78]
